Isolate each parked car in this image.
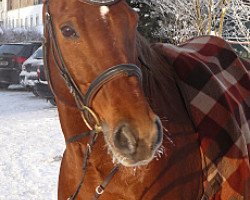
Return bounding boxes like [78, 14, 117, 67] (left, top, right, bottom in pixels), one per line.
[0, 42, 42, 88]
[34, 64, 56, 106]
[19, 46, 43, 95]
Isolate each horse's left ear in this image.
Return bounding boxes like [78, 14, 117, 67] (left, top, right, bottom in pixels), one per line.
[78, 0, 121, 6]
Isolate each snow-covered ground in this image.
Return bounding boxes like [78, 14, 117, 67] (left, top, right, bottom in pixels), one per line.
[0, 87, 64, 200]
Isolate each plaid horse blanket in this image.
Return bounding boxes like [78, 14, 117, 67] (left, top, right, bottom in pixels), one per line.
[154, 36, 250, 199]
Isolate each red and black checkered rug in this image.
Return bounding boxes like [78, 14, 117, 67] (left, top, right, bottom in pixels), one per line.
[155, 36, 250, 199]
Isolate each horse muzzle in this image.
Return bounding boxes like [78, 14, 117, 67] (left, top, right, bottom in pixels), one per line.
[109, 118, 163, 167]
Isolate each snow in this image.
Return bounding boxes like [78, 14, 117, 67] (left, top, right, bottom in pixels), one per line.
[0, 88, 65, 200]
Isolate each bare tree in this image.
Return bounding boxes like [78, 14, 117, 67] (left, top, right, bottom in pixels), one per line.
[130, 0, 249, 51]
[0, 28, 42, 43]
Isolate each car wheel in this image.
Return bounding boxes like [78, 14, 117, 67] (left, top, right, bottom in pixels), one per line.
[0, 83, 10, 89]
[48, 98, 56, 106]
[32, 88, 39, 97]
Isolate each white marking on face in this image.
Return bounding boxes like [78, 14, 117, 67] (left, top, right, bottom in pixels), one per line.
[100, 6, 109, 19]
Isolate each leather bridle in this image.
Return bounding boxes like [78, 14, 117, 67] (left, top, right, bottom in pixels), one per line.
[44, 0, 142, 199]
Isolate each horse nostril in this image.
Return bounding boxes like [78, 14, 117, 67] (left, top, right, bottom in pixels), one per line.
[154, 118, 163, 148]
[114, 125, 137, 155]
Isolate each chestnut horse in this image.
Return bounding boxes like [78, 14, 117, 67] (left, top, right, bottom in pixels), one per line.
[43, 0, 250, 199]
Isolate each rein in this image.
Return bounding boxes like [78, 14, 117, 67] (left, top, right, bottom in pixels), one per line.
[44, 0, 142, 199]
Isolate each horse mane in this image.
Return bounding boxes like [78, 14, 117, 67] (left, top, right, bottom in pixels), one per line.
[136, 32, 177, 113]
[135, 32, 193, 124]
[136, 32, 174, 79]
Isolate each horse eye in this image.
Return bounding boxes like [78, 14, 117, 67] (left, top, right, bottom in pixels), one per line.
[61, 26, 78, 38]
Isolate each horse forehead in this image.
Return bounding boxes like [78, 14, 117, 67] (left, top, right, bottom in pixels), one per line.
[52, 1, 111, 18]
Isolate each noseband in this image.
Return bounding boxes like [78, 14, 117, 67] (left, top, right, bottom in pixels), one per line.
[44, 0, 142, 199]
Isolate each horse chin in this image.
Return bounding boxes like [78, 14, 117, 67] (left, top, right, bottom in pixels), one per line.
[118, 155, 155, 167]
[105, 138, 161, 167]
[107, 145, 156, 167]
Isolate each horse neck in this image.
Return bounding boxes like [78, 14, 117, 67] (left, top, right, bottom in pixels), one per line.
[135, 35, 203, 200]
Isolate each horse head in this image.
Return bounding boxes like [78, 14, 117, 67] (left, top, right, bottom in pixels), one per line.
[44, 0, 163, 167]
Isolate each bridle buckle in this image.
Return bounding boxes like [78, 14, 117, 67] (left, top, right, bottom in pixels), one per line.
[80, 105, 102, 131]
[95, 185, 104, 195]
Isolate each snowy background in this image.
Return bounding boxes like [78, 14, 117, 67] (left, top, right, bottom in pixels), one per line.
[0, 87, 64, 200]
[0, 1, 248, 199]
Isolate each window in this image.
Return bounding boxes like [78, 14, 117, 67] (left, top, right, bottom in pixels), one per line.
[25, 18, 28, 28]
[20, 18, 23, 28]
[30, 16, 33, 27]
[8, 18, 10, 28]
[0, 44, 25, 55]
[7, 1, 12, 10]
[34, 0, 42, 5]
[35, 15, 39, 26]
[33, 47, 43, 59]
[16, 19, 19, 27]
[31, 45, 40, 54]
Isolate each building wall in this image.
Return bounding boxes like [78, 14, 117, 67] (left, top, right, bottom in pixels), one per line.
[7, 0, 42, 10]
[5, 4, 43, 33]
[0, 1, 3, 24]
[0, 0, 7, 26]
